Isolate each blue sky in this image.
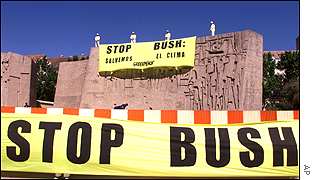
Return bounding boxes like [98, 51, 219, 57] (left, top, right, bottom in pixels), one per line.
[1, 1, 299, 57]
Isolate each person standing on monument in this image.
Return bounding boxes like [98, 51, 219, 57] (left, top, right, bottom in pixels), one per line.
[130, 32, 137, 43]
[210, 21, 216, 36]
[165, 30, 171, 40]
[95, 33, 101, 47]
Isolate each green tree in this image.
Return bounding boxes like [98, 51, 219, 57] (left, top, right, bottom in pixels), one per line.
[36, 56, 58, 101]
[72, 55, 79, 61]
[277, 51, 300, 83]
[281, 78, 299, 109]
[277, 51, 300, 109]
[262, 51, 300, 110]
[263, 52, 283, 109]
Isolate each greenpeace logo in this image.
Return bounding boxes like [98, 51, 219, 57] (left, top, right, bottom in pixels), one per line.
[133, 61, 154, 67]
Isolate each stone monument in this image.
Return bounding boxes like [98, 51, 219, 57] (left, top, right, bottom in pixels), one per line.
[54, 30, 263, 110]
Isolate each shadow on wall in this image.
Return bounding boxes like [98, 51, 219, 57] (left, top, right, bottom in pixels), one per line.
[99, 66, 193, 79]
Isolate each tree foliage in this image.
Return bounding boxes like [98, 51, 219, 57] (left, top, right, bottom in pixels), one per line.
[277, 51, 300, 109]
[263, 51, 300, 110]
[35, 56, 58, 102]
[277, 51, 300, 83]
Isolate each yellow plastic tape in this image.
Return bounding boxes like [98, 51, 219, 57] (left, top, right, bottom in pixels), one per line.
[1, 113, 298, 177]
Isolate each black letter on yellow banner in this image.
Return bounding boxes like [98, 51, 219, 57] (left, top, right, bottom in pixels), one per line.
[39, 122, 62, 163]
[170, 127, 196, 166]
[269, 127, 298, 166]
[238, 128, 264, 167]
[6, 120, 31, 162]
[67, 122, 91, 164]
[100, 124, 124, 164]
[205, 128, 230, 167]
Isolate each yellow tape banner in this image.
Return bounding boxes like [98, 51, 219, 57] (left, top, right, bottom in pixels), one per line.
[98, 37, 196, 72]
[1, 113, 298, 177]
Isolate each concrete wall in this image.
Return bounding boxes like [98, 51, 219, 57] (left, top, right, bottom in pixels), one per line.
[1, 52, 37, 107]
[54, 30, 263, 110]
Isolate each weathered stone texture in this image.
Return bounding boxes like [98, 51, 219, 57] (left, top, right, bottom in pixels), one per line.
[53, 60, 88, 108]
[54, 30, 263, 110]
[1, 52, 37, 107]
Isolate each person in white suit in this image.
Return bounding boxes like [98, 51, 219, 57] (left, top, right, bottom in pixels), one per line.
[165, 30, 171, 40]
[210, 21, 216, 36]
[130, 32, 137, 43]
[95, 33, 101, 47]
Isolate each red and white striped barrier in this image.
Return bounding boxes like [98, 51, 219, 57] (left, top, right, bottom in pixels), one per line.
[1, 106, 299, 125]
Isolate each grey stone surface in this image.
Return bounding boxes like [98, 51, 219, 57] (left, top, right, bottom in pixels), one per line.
[54, 30, 263, 110]
[1, 52, 37, 107]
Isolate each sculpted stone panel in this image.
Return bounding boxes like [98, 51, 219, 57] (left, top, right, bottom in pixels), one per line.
[178, 33, 247, 110]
